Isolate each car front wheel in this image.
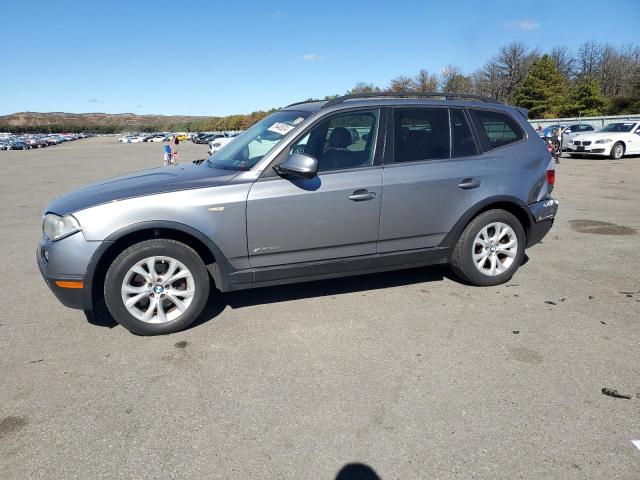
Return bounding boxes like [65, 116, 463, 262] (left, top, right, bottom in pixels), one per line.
[610, 142, 625, 159]
[451, 209, 526, 286]
[104, 239, 210, 335]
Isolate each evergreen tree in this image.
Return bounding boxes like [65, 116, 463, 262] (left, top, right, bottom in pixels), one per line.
[563, 76, 607, 116]
[513, 55, 567, 118]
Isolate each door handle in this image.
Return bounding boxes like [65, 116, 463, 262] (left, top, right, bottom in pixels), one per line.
[457, 178, 481, 189]
[348, 189, 376, 201]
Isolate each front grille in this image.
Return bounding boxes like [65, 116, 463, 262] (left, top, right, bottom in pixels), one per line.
[574, 141, 581, 146]
[591, 148, 605, 153]
[583, 141, 592, 146]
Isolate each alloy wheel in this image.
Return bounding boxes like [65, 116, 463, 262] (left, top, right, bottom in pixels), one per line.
[120, 256, 195, 324]
[472, 222, 518, 276]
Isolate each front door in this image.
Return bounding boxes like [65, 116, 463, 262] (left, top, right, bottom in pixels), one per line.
[246, 109, 383, 268]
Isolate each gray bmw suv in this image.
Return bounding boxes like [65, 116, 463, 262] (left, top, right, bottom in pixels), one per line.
[37, 93, 558, 335]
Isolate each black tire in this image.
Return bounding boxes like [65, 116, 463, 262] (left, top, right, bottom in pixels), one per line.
[450, 209, 526, 286]
[104, 239, 210, 335]
[610, 142, 625, 159]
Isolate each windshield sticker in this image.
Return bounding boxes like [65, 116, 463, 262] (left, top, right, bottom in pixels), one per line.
[267, 122, 295, 136]
[292, 117, 305, 125]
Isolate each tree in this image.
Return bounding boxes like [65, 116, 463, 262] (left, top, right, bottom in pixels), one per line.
[348, 82, 381, 94]
[495, 42, 539, 102]
[388, 75, 415, 92]
[439, 65, 473, 93]
[513, 55, 568, 119]
[563, 77, 607, 116]
[413, 69, 438, 92]
[472, 59, 503, 100]
[550, 46, 576, 79]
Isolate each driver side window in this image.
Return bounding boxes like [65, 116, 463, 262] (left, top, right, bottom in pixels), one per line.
[290, 110, 379, 172]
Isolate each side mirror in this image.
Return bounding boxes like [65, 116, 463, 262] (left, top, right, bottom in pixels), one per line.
[276, 153, 318, 179]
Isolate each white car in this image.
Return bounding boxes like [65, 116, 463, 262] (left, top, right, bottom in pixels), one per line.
[566, 121, 640, 159]
[207, 137, 234, 155]
[560, 123, 595, 149]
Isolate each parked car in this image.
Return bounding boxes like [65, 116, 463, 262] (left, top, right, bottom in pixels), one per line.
[207, 136, 234, 155]
[560, 123, 595, 148]
[565, 121, 640, 159]
[190, 133, 210, 144]
[37, 92, 558, 335]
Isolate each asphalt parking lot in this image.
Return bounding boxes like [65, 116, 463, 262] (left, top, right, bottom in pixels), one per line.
[1, 137, 639, 479]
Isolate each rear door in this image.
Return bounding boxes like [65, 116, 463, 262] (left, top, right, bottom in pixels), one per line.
[378, 107, 488, 252]
[246, 108, 384, 268]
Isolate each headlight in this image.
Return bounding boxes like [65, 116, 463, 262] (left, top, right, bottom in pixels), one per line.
[43, 213, 81, 241]
[595, 139, 612, 144]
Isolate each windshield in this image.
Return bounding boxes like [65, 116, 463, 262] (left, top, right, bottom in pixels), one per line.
[207, 110, 311, 170]
[600, 122, 636, 133]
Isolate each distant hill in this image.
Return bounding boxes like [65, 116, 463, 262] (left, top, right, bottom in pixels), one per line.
[0, 111, 213, 129]
[0, 110, 273, 133]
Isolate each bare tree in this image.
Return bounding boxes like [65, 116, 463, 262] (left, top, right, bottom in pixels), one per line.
[576, 41, 602, 77]
[414, 69, 438, 92]
[471, 60, 504, 100]
[550, 46, 576, 79]
[348, 82, 381, 94]
[599, 43, 640, 97]
[439, 65, 462, 90]
[495, 41, 539, 101]
[388, 75, 416, 92]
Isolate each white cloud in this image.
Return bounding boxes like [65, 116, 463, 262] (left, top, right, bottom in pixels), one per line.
[302, 53, 323, 62]
[504, 19, 540, 31]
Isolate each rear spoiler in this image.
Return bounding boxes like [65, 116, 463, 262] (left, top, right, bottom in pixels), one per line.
[514, 106, 529, 119]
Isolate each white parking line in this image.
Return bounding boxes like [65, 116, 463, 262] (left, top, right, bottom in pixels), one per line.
[632, 440, 640, 451]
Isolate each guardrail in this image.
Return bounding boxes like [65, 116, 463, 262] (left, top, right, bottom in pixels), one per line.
[529, 114, 640, 129]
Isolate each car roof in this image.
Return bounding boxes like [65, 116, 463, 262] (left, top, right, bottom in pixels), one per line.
[283, 97, 515, 114]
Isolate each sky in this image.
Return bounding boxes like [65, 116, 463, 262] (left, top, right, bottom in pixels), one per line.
[1, 0, 639, 116]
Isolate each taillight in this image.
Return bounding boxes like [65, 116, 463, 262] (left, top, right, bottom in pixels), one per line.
[547, 169, 555, 186]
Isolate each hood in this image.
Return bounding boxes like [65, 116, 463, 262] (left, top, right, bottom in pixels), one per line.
[46, 162, 239, 215]
[572, 131, 628, 142]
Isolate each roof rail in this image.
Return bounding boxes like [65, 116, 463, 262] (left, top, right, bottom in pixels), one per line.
[322, 91, 501, 108]
[284, 99, 325, 108]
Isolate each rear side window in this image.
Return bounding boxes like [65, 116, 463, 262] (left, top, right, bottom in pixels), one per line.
[468, 109, 524, 151]
[451, 109, 478, 157]
[393, 108, 450, 162]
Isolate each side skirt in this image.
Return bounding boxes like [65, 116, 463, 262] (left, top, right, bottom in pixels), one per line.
[219, 247, 450, 292]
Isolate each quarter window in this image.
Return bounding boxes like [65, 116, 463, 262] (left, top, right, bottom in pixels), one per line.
[393, 108, 450, 162]
[469, 109, 524, 151]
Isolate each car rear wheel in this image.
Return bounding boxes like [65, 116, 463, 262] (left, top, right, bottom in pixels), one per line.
[104, 239, 210, 335]
[610, 142, 625, 159]
[450, 209, 526, 286]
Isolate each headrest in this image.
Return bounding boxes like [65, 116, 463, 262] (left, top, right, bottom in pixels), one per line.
[329, 127, 351, 149]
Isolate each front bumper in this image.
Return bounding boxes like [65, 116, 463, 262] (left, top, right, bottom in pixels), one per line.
[566, 143, 611, 155]
[526, 198, 559, 247]
[37, 232, 101, 310]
